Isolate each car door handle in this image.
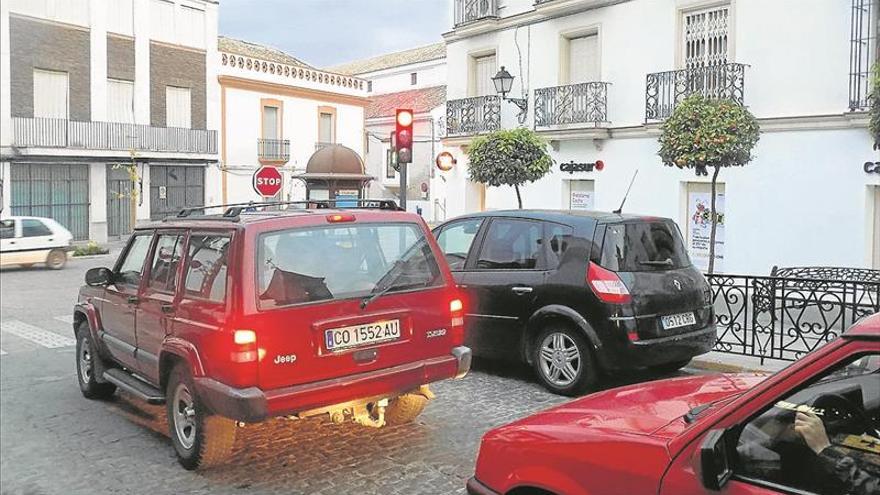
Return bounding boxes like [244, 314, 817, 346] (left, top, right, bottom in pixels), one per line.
[127, 295, 139, 304]
[161, 303, 175, 314]
[511, 286, 533, 295]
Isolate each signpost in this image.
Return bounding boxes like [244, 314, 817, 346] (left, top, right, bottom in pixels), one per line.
[253, 166, 283, 198]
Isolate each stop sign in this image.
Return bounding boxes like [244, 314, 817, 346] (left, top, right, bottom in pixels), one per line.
[253, 166, 282, 197]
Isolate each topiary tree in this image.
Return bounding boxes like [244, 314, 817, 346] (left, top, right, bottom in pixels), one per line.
[658, 95, 760, 273]
[870, 63, 879, 150]
[467, 128, 553, 209]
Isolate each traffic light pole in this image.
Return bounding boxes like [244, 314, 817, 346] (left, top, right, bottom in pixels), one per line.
[399, 162, 407, 211]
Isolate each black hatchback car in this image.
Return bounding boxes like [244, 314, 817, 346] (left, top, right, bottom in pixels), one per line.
[432, 210, 716, 395]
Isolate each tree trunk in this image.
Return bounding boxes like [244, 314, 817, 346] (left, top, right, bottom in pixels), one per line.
[707, 165, 721, 274]
[515, 184, 523, 209]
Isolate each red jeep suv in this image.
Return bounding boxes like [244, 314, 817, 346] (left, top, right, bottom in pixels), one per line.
[72, 200, 471, 469]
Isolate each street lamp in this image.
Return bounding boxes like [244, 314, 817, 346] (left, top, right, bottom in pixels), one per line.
[492, 66, 528, 123]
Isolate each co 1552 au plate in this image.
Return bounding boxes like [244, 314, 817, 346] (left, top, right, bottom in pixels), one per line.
[325, 319, 401, 352]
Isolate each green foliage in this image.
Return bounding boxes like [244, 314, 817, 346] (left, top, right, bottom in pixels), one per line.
[467, 128, 553, 208]
[73, 241, 109, 257]
[658, 95, 760, 172]
[870, 63, 880, 150]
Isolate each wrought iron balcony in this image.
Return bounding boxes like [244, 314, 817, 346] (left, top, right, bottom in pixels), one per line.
[11, 117, 218, 154]
[534, 82, 610, 128]
[446, 95, 501, 137]
[645, 63, 747, 122]
[257, 138, 290, 161]
[454, 0, 498, 27]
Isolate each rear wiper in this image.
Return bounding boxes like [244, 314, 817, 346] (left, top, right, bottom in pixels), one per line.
[638, 258, 674, 267]
[360, 260, 405, 310]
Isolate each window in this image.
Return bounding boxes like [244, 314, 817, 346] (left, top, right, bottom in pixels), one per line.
[472, 54, 497, 97]
[179, 5, 205, 49]
[682, 5, 730, 70]
[257, 224, 443, 308]
[1, 220, 16, 239]
[600, 221, 691, 272]
[33, 69, 68, 119]
[568, 34, 599, 83]
[734, 353, 880, 494]
[184, 235, 230, 302]
[150, 0, 174, 42]
[107, 79, 135, 124]
[148, 234, 184, 293]
[165, 86, 191, 128]
[318, 111, 335, 144]
[566, 179, 594, 210]
[435, 218, 483, 271]
[477, 219, 543, 270]
[367, 81, 373, 92]
[263, 106, 279, 140]
[411, 72, 418, 85]
[385, 149, 396, 179]
[115, 234, 153, 287]
[21, 219, 52, 237]
[546, 223, 574, 269]
[107, 0, 133, 35]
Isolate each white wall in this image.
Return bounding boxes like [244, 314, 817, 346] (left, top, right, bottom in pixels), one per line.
[364, 60, 447, 95]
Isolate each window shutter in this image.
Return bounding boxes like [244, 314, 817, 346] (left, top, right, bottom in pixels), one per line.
[33, 69, 69, 119]
[568, 35, 599, 83]
[179, 5, 205, 48]
[683, 5, 730, 69]
[150, 0, 175, 43]
[165, 86, 191, 128]
[263, 106, 278, 140]
[319, 113, 334, 143]
[107, 79, 135, 123]
[474, 55, 497, 96]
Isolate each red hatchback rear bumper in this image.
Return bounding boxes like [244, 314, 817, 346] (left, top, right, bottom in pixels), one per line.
[195, 346, 472, 423]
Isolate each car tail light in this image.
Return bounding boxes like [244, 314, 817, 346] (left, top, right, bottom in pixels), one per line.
[231, 329, 257, 363]
[326, 213, 356, 223]
[450, 297, 465, 344]
[587, 262, 631, 304]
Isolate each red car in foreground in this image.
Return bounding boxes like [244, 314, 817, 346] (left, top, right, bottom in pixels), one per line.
[468, 315, 880, 495]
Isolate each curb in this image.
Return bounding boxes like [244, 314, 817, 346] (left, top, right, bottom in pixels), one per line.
[72, 253, 112, 259]
[688, 359, 772, 374]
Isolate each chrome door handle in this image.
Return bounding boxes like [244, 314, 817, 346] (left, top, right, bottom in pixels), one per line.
[512, 286, 533, 295]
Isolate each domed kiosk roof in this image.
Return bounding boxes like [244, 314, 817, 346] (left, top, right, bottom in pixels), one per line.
[297, 144, 373, 181]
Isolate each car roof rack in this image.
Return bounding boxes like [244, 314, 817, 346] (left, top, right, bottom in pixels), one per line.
[170, 199, 403, 221]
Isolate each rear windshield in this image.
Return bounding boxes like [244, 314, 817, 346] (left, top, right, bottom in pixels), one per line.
[257, 223, 443, 308]
[600, 221, 691, 272]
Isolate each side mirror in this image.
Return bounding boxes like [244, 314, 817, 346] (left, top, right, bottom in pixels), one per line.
[700, 429, 733, 490]
[85, 267, 113, 287]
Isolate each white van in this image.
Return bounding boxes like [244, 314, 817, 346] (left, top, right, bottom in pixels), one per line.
[0, 216, 74, 269]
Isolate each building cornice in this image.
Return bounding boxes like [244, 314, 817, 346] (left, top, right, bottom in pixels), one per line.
[217, 75, 371, 107]
[221, 51, 367, 93]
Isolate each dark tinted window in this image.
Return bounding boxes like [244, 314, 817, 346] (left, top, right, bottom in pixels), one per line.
[21, 219, 52, 237]
[435, 218, 483, 270]
[477, 219, 542, 270]
[258, 224, 443, 308]
[148, 234, 184, 293]
[116, 234, 153, 287]
[0, 220, 14, 239]
[546, 223, 574, 269]
[600, 221, 690, 272]
[184, 235, 230, 302]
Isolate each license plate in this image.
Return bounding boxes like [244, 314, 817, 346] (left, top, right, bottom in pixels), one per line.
[325, 319, 401, 351]
[661, 312, 696, 330]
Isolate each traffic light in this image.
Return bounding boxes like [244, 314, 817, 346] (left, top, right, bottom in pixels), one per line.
[395, 109, 413, 164]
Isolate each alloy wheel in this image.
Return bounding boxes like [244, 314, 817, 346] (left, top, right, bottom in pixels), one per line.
[539, 332, 581, 387]
[172, 383, 197, 450]
[78, 337, 92, 384]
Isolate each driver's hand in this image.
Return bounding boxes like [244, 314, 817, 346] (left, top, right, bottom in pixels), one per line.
[795, 410, 832, 455]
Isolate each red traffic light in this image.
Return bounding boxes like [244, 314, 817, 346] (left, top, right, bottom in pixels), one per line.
[395, 109, 414, 165]
[396, 109, 413, 127]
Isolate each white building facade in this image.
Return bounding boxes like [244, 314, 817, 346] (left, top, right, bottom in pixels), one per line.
[441, 0, 880, 274]
[219, 38, 369, 205]
[0, 0, 220, 242]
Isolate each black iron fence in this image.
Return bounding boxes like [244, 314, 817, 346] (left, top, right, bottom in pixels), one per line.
[257, 138, 290, 161]
[708, 270, 879, 363]
[446, 95, 501, 137]
[645, 63, 746, 121]
[534, 82, 610, 128]
[454, 0, 498, 26]
[12, 117, 218, 154]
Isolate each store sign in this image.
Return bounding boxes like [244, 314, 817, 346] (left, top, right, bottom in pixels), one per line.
[336, 189, 359, 208]
[570, 190, 594, 210]
[560, 160, 605, 173]
[865, 161, 880, 174]
[688, 192, 725, 272]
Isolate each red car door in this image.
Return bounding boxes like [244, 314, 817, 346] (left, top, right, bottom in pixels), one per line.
[660, 338, 880, 495]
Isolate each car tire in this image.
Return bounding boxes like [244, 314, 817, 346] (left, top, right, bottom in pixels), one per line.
[166, 364, 236, 470]
[533, 325, 597, 396]
[383, 393, 428, 426]
[75, 323, 117, 400]
[46, 249, 67, 270]
[650, 359, 691, 375]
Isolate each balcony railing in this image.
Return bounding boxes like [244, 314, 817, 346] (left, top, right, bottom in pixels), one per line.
[446, 96, 501, 137]
[849, 0, 876, 111]
[11, 117, 217, 154]
[645, 63, 747, 121]
[454, 0, 498, 27]
[534, 82, 610, 128]
[257, 138, 290, 161]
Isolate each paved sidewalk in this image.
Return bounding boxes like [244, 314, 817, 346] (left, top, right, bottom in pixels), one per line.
[691, 351, 790, 373]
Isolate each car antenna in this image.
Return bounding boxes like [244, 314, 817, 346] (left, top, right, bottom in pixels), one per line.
[613, 169, 638, 214]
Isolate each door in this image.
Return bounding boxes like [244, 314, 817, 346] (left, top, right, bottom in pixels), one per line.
[434, 217, 486, 276]
[461, 217, 546, 361]
[101, 232, 153, 368]
[11, 163, 90, 240]
[0, 219, 22, 266]
[150, 165, 205, 220]
[107, 164, 134, 238]
[136, 231, 186, 380]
